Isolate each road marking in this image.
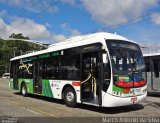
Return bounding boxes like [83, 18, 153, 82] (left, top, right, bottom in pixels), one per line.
[29, 108, 57, 117]
[0, 98, 58, 117]
[2, 98, 20, 105]
[27, 108, 40, 115]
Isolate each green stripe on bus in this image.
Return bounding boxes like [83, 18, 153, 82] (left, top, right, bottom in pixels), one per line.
[18, 79, 33, 93]
[42, 80, 53, 98]
[113, 85, 123, 92]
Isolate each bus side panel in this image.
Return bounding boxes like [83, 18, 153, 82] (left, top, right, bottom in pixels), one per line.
[42, 80, 53, 98]
[43, 80, 81, 102]
[47, 80, 65, 99]
[18, 79, 34, 93]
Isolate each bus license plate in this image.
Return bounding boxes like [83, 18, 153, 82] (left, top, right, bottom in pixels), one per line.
[131, 96, 137, 103]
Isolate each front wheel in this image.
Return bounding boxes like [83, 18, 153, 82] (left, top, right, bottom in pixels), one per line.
[64, 87, 77, 107]
[21, 83, 28, 97]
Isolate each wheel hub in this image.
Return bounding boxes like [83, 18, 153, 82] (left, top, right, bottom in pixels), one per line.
[22, 86, 26, 95]
[66, 92, 74, 102]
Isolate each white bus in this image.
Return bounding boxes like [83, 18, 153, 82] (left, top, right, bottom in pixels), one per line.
[143, 53, 160, 92]
[10, 32, 147, 107]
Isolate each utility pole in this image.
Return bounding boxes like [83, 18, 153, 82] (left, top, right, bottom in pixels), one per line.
[13, 47, 17, 57]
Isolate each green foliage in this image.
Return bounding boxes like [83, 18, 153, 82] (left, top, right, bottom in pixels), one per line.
[9, 33, 29, 39]
[0, 33, 47, 76]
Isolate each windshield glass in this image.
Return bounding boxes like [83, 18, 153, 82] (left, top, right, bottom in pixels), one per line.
[110, 49, 145, 75]
[106, 40, 146, 86]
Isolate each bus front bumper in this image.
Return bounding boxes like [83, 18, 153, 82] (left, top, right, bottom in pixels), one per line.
[102, 92, 147, 107]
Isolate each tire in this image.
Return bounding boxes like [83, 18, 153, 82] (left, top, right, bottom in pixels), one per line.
[21, 83, 28, 97]
[64, 87, 77, 107]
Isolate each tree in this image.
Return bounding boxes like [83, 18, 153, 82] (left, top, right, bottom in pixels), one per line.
[7, 33, 46, 55]
[9, 33, 29, 39]
[0, 33, 47, 76]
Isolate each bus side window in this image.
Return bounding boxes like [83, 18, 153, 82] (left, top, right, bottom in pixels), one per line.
[59, 49, 80, 80]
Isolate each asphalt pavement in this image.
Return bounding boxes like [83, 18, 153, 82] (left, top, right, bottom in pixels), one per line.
[0, 78, 160, 123]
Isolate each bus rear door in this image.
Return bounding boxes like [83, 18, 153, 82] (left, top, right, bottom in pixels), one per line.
[13, 61, 19, 90]
[33, 60, 42, 94]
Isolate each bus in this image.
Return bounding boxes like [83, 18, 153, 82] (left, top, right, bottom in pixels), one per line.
[143, 53, 160, 92]
[10, 32, 147, 107]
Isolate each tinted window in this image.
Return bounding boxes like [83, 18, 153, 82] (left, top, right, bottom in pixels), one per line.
[19, 61, 33, 78]
[43, 56, 59, 79]
[59, 49, 80, 80]
[10, 62, 13, 78]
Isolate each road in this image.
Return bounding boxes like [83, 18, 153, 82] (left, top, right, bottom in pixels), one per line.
[0, 78, 160, 123]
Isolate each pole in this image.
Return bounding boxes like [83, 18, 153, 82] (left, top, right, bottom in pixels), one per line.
[149, 46, 154, 90]
[14, 50, 15, 57]
[13, 47, 17, 57]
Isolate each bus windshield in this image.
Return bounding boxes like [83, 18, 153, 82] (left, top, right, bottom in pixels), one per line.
[110, 49, 145, 74]
[106, 40, 146, 88]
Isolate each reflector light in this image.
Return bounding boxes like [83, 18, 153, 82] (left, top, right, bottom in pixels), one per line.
[72, 81, 80, 86]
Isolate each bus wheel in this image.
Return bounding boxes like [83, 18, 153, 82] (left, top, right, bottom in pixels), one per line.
[64, 87, 77, 107]
[21, 83, 27, 96]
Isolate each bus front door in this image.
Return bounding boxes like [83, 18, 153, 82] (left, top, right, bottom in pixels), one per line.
[33, 61, 42, 94]
[81, 51, 102, 105]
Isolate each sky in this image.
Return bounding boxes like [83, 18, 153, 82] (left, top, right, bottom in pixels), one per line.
[0, 0, 160, 45]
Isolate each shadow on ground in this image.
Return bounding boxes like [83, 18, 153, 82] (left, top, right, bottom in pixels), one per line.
[14, 92, 144, 114]
[147, 91, 160, 97]
[14, 92, 64, 104]
[77, 104, 144, 114]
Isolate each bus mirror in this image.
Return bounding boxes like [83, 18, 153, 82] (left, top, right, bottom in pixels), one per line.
[103, 54, 108, 63]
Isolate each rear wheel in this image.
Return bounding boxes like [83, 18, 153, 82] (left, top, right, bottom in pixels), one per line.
[21, 83, 27, 96]
[64, 87, 77, 107]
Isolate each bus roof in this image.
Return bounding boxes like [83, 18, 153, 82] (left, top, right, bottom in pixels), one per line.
[48, 32, 129, 48]
[143, 53, 160, 57]
[11, 32, 134, 61]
